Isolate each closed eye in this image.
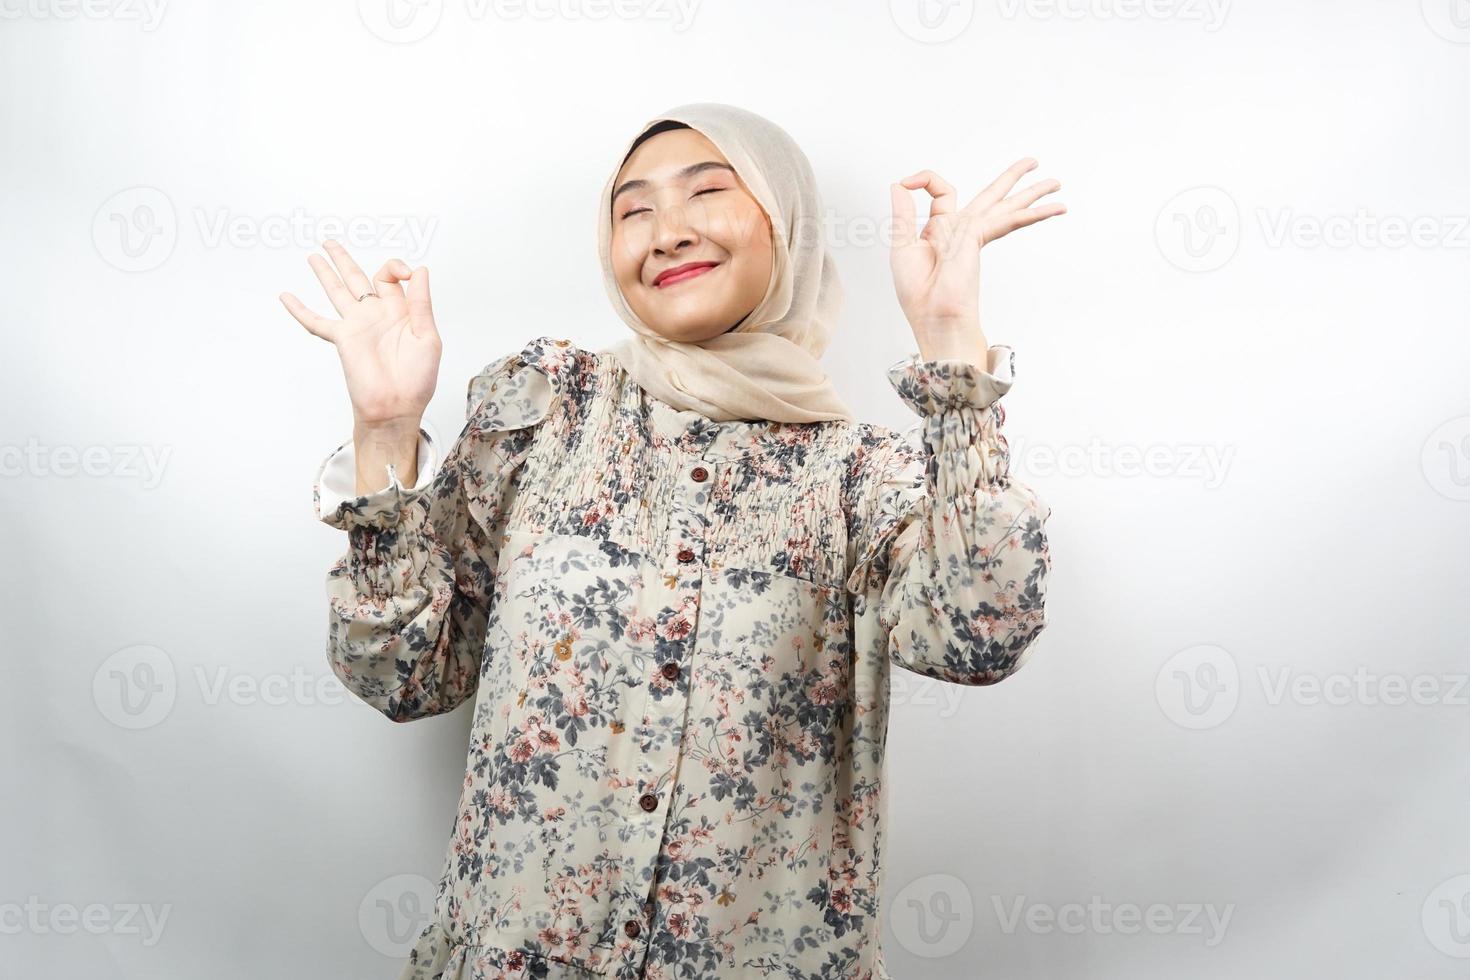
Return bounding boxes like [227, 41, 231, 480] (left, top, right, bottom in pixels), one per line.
[619, 186, 726, 221]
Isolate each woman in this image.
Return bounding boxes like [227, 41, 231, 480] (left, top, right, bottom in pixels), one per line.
[283, 103, 1061, 980]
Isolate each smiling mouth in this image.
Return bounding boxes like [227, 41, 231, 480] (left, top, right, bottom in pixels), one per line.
[654, 262, 721, 288]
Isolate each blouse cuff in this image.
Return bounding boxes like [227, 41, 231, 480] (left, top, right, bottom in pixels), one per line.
[886, 344, 1015, 417]
[887, 344, 1016, 493]
[313, 427, 439, 530]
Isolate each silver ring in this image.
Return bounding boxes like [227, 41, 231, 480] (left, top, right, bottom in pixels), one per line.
[357, 291, 378, 301]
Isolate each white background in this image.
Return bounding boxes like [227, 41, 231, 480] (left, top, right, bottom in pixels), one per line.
[4, 1, 1470, 977]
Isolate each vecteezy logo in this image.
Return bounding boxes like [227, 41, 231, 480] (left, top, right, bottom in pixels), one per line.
[1422, 416, 1470, 502]
[1422, 874, 1470, 957]
[93, 644, 177, 729]
[358, 0, 443, 43]
[890, 0, 975, 42]
[1155, 643, 1239, 730]
[359, 873, 437, 956]
[92, 187, 177, 272]
[1155, 186, 1240, 272]
[889, 873, 974, 957]
[1422, 0, 1470, 43]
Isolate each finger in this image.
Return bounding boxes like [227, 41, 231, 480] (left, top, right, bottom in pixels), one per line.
[964, 157, 1038, 214]
[986, 203, 1067, 243]
[323, 239, 374, 298]
[307, 253, 355, 316]
[280, 292, 339, 342]
[1005, 178, 1062, 212]
[405, 266, 438, 338]
[889, 182, 918, 251]
[373, 258, 413, 301]
[899, 169, 958, 216]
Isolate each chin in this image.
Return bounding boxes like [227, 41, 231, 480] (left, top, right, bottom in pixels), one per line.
[638, 303, 738, 343]
[657, 322, 732, 343]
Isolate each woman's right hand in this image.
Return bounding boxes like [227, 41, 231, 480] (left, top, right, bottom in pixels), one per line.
[280, 239, 441, 431]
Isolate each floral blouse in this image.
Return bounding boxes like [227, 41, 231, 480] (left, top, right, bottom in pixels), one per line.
[313, 335, 1052, 980]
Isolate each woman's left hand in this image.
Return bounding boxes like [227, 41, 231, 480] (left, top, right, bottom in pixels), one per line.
[889, 158, 1065, 363]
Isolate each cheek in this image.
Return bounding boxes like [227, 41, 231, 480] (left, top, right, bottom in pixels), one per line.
[724, 245, 772, 305]
[705, 204, 770, 256]
[610, 226, 647, 284]
[725, 212, 773, 291]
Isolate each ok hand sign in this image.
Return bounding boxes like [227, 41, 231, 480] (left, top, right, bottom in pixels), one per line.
[280, 239, 442, 429]
[890, 158, 1065, 354]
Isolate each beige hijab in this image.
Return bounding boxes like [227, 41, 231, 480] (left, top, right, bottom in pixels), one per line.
[595, 103, 854, 423]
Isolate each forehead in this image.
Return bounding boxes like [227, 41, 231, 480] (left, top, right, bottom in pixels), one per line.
[615, 127, 732, 185]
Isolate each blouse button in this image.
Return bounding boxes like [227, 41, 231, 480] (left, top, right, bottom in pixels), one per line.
[677, 547, 695, 563]
[624, 919, 641, 939]
[639, 792, 658, 812]
[660, 661, 680, 681]
[690, 466, 708, 482]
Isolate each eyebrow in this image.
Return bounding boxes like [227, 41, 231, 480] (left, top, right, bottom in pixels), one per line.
[612, 161, 736, 204]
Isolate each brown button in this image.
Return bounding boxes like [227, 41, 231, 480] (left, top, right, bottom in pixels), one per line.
[639, 792, 658, 812]
[624, 919, 641, 939]
[690, 466, 708, 482]
[660, 661, 680, 681]
[677, 547, 695, 563]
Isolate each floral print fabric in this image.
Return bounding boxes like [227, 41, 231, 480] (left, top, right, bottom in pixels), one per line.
[313, 335, 1052, 979]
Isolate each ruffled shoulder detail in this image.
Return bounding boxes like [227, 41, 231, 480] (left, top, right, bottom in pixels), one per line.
[454, 336, 589, 542]
[463, 335, 583, 432]
[844, 426, 925, 595]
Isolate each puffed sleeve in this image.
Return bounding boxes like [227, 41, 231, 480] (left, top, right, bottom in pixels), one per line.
[312, 336, 572, 722]
[845, 344, 1051, 685]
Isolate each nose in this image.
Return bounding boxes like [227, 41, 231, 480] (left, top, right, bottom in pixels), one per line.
[652, 202, 698, 256]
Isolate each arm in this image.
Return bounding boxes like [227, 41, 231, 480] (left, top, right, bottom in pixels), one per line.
[846, 345, 1051, 685]
[858, 156, 1062, 684]
[317, 427, 439, 517]
[313, 343, 557, 722]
